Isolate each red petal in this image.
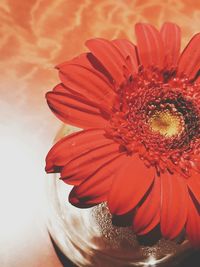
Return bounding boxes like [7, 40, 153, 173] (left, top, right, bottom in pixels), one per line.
[107, 156, 155, 215]
[160, 173, 188, 239]
[45, 129, 112, 173]
[56, 53, 91, 69]
[59, 63, 116, 110]
[133, 176, 160, 235]
[186, 193, 200, 247]
[178, 33, 200, 79]
[61, 142, 121, 185]
[135, 23, 164, 68]
[57, 52, 113, 84]
[46, 84, 109, 129]
[53, 83, 69, 93]
[160, 22, 181, 68]
[187, 172, 200, 204]
[112, 39, 138, 73]
[69, 154, 127, 207]
[86, 38, 126, 86]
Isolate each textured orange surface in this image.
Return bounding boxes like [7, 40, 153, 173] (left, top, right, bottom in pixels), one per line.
[1, 1, 199, 134]
[1, 0, 200, 129]
[0, 1, 199, 266]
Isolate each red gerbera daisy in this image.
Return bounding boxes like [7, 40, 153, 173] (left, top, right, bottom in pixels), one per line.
[45, 22, 200, 247]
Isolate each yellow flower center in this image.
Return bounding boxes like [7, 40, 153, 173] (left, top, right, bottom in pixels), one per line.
[149, 110, 184, 138]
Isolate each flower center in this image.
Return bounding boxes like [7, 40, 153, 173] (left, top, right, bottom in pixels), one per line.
[148, 110, 184, 138]
[108, 68, 200, 177]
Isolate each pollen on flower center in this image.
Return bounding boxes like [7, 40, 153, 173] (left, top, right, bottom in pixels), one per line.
[148, 110, 184, 138]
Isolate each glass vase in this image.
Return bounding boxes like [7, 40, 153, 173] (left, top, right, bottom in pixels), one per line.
[46, 125, 192, 267]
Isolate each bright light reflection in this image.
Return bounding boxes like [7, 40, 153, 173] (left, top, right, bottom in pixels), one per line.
[136, 254, 172, 267]
[145, 256, 158, 266]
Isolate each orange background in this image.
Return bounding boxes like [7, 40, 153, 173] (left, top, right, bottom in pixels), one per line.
[0, 1, 200, 266]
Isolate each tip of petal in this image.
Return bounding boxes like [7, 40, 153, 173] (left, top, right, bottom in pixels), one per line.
[68, 192, 96, 209]
[161, 21, 180, 28]
[45, 166, 53, 173]
[69, 195, 79, 205]
[45, 159, 58, 173]
[135, 22, 153, 30]
[135, 22, 147, 27]
[85, 37, 105, 45]
[45, 91, 52, 101]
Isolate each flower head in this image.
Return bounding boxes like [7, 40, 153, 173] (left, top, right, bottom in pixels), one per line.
[45, 23, 200, 247]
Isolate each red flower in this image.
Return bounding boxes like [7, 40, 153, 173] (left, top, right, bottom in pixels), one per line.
[45, 23, 200, 247]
